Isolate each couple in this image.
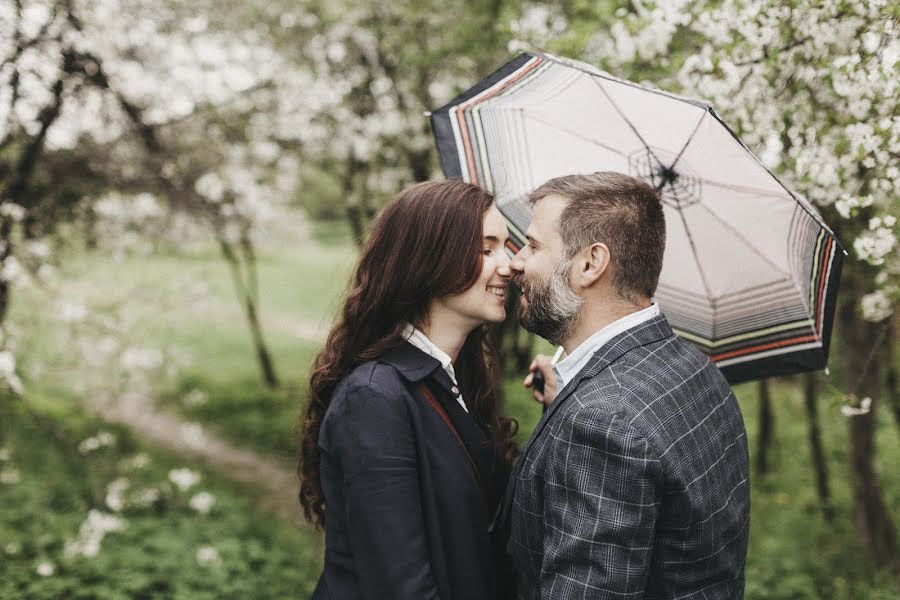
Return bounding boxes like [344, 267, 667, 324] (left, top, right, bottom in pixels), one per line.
[299, 172, 750, 599]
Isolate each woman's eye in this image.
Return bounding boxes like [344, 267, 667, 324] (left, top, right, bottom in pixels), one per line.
[483, 248, 493, 255]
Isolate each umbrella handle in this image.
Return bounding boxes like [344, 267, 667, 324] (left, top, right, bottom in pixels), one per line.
[532, 370, 545, 395]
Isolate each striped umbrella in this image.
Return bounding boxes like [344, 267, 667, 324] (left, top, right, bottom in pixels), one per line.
[430, 52, 844, 383]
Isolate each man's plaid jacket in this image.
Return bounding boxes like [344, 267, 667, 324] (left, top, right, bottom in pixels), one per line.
[500, 314, 750, 599]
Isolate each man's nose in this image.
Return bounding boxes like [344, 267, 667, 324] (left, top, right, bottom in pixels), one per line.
[510, 248, 526, 273]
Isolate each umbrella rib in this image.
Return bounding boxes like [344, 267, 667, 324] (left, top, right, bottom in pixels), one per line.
[589, 77, 662, 166]
[668, 110, 708, 177]
[522, 112, 628, 158]
[673, 206, 718, 335]
[699, 178, 789, 199]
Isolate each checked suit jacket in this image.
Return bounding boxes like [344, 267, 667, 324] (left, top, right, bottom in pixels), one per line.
[500, 314, 750, 599]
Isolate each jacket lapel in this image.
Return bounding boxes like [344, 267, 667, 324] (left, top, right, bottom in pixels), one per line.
[426, 369, 501, 510]
[380, 342, 500, 510]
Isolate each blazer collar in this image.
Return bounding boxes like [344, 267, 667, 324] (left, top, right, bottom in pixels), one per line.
[379, 341, 443, 383]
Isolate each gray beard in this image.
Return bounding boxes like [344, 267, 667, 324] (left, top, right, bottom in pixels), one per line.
[517, 259, 582, 346]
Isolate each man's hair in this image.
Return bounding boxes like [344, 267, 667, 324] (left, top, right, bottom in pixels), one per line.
[529, 171, 666, 303]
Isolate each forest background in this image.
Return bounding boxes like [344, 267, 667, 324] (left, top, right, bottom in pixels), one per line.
[0, 0, 898, 598]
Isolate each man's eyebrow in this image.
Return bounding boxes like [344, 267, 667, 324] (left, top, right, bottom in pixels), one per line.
[483, 235, 502, 242]
[526, 234, 541, 246]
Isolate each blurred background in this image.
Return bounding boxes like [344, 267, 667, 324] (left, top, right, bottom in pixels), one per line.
[0, 0, 897, 598]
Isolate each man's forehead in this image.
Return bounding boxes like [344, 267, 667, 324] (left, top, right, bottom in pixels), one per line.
[530, 193, 568, 235]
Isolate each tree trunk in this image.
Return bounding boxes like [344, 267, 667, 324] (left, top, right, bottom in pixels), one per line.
[840, 296, 898, 571]
[242, 287, 279, 389]
[343, 155, 368, 247]
[803, 372, 833, 521]
[885, 315, 900, 439]
[755, 379, 774, 475]
[218, 237, 279, 389]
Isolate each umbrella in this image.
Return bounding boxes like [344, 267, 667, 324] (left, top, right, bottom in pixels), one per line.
[429, 52, 844, 384]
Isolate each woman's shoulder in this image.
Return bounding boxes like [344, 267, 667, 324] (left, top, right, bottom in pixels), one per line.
[340, 359, 408, 395]
[320, 361, 415, 445]
[328, 359, 411, 415]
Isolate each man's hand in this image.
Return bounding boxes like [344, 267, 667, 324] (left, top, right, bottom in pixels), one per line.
[523, 354, 558, 407]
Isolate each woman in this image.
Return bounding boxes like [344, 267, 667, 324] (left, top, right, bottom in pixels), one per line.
[299, 180, 518, 599]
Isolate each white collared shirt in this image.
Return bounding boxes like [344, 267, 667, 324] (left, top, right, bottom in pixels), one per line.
[553, 304, 661, 389]
[402, 324, 468, 412]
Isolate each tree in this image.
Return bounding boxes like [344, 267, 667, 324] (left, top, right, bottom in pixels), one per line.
[0, 0, 309, 389]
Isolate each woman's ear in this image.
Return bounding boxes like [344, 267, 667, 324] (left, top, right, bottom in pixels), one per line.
[574, 242, 610, 288]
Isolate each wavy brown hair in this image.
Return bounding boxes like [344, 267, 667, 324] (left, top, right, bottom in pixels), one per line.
[298, 180, 518, 529]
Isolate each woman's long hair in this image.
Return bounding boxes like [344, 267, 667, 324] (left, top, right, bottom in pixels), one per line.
[298, 180, 518, 529]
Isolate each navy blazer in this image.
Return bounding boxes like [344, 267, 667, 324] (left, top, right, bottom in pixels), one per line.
[312, 342, 510, 600]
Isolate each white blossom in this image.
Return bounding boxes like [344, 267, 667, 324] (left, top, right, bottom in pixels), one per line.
[0, 349, 23, 395]
[168, 467, 201, 491]
[853, 228, 896, 266]
[133, 487, 161, 507]
[860, 290, 893, 322]
[64, 509, 126, 559]
[189, 491, 215, 514]
[182, 388, 208, 407]
[0, 203, 25, 221]
[122, 453, 150, 470]
[841, 397, 872, 417]
[0, 256, 23, 283]
[105, 477, 130, 512]
[78, 431, 116, 455]
[36, 561, 55, 577]
[196, 545, 222, 566]
[0, 467, 21, 484]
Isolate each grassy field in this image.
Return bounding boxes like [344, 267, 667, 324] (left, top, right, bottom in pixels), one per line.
[6, 225, 899, 598]
[0, 389, 323, 599]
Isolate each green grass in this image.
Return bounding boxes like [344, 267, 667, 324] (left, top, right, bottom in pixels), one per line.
[0, 391, 323, 599]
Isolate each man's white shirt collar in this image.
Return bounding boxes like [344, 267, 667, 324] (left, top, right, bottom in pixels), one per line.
[402, 324, 468, 412]
[554, 304, 661, 389]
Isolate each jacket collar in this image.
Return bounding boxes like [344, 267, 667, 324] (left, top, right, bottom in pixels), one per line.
[379, 341, 444, 383]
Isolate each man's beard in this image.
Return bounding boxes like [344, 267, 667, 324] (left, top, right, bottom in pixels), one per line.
[516, 259, 582, 346]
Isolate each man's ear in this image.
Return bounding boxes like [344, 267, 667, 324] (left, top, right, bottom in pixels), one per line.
[573, 242, 610, 288]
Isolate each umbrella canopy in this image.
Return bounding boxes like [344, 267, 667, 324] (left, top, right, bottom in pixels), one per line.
[430, 52, 844, 384]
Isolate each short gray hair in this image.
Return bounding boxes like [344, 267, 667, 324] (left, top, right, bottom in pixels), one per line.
[529, 172, 666, 302]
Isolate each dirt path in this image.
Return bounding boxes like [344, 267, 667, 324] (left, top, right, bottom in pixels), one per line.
[83, 393, 308, 528]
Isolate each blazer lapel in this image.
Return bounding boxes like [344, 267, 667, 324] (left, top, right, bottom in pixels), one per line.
[427, 370, 500, 510]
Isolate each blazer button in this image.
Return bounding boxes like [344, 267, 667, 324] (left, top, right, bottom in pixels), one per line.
[451, 386, 459, 395]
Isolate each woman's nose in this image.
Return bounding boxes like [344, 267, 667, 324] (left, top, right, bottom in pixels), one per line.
[496, 251, 512, 277]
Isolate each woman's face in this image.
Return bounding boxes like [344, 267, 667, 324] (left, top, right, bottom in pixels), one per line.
[436, 206, 512, 327]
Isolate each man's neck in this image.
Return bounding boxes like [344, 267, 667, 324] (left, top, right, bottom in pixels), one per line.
[561, 296, 651, 355]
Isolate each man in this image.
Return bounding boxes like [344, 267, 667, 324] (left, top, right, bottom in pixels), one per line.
[500, 172, 750, 599]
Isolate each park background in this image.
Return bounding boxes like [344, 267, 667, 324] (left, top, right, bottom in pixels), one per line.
[0, 0, 898, 598]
